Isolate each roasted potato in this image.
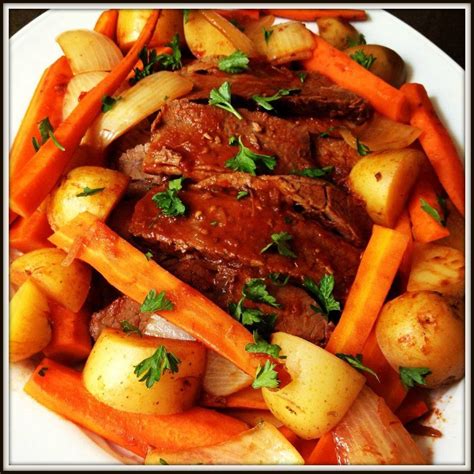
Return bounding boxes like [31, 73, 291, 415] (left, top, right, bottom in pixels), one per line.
[344, 44, 406, 88]
[262, 332, 365, 439]
[376, 291, 464, 388]
[10, 248, 91, 313]
[83, 328, 207, 415]
[316, 18, 360, 50]
[349, 148, 424, 227]
[47, 166, 129, 231]
[10, 279, 51, 362]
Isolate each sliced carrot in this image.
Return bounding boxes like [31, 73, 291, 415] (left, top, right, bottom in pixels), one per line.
[94, 9, 118, 40]
[394, 210, 414, 290]
[48, 212, 272, 378]
[306, 432, 338, 465]
[263, 9, 367, 21]
[9, 56, 72, 178]
[395, 389, 429, 425]
[302, 35, 410, 123]
[9, 210, 18, 225]
[125, 46, 173, 82]
[278, 426, 299, 445]
[201, 387, 267, 410]
[216, 9, 260, 21]
[24, 359, 248, 458]
[325, 225, 409, 355]
[43, 303, 92, 364]
[9, 207, 53, 253]
[401, 83, 465, 216]
[10, 11, 160, 218]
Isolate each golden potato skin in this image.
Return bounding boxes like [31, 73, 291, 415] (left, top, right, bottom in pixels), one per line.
[345, 44, 406, 87]
[316, 18, 359, 50]
[376, 291, 464, 388]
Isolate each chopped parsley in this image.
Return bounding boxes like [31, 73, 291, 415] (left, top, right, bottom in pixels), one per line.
[260, 232, 297, 258]
[291, 166, 334, 179]
[101, 95, 121, 113]
[218, 51, 249, 74]
[144, 250, 154, 261]
[350, 49, 376, 70]
[303, 274, 341, 317]
[134, 345, 181, 388]
[296, 71, 307, 84]
[420, 198, 446, 226]
[76, 186, 105, 197]
[156, 34, 182, 71]
[243, 278, 279, 308]
[347, 34, 367, 48]
[183, 9, 190, 23]
[399, 367, 432, 389]
[268, 272, 290, 287]
[159, 458, 169, 465]
[225, 136, 276, 175]
[140, 289, 174, 313]
[336, 353, 380, 381]
[246, 331, 285, 359]
[152, 178, 186, 217]
[120, 320, 142, 336]
[356, 138, 371, 156]
[252, 360, 279, 389]
[236, 190, 249, 200]
[32, 117, 65, 152]
[263, 27, 273, 44]
[208, 81, 242, 119]
[252, 88, 300, 111]
[319, 126, 335, 138]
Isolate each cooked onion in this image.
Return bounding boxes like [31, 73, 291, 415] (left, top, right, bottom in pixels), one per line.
[57, 29, 123, 75]
[144, 313, 195, 341]
[203, 350, 252, 397]
[84, 71, 193, 150]
[332, 386, 427, 464]
[244, 15, 275, 57]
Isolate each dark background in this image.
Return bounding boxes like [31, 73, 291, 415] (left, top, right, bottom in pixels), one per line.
[8, 8, 465, 69]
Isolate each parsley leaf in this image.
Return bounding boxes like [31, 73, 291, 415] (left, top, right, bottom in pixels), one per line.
[336, 353, 380, 381]
[145, 250, 154, 261]
[243, 278, 279, 307]
[155, 34, 182, 71]
[101, 95, 121, 113]
[225, 136, 276, 175]
[209, 81, 242, 119]
[303, 275, 341, 317]
[152, 178, 186, 217]
[350, 50, 376, 70]
[319, 126, 336, 138]
[134, 345, 181, 388]
[130, 47, 160, 85]
[399, 367, 432, 389]
[140, 289, 174, 312]
[252, 88, 300, 111]
[263, 27, 273, 44]
[218, 51, 249, 74]
[229, 302, 277, 338]
[246, 331, 284, 358]
[347, 34, 367, 48]
[252, 360, 279, 389]
[32, 117, 65, 152]
[159, 458, 169, 465]
[356, 138, 371, 156]
[183, 9, 190, 24]
[76, 186, 105, 197]
[236, 190, 249, 200]
[291, 166, 334, 179]
[296, 71, 307, 84]
[120, 320, 142, 336]
[420, 198, 446, 226]
[268, 272, 289, 287]
[260, 232, 297, 258]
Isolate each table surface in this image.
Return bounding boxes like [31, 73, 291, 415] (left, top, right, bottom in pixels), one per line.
[8, 8, 465, 69]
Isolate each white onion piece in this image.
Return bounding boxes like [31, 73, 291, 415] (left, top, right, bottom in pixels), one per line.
[244, 15, 275, 57]
[203, 350, 252, 397]
[144, 313, 195, 341]
[57, 29, 123, 75]
[84, 71, 193, 150]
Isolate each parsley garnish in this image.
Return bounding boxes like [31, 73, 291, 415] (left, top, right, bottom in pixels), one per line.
[236, 190, 249, 200]
[225, 136, 276, 175]
[260, 232, 297, 258]
[156, 34, 182, 71]
[76, 186, 105, 197]
[268, 272, 289, 287]
[32, 117, 65, 152]
[420, 198, 446, 226]
[159, 458, 169, 465]
[296, 71, 307, 84]
[120, 320, 142, 336]
[209, 81, 242, 120]
[252, 360, 279, 389]
[356, 138, 371, 156]
[145, 250, 153, 261]
[303, 275, 341, 317]
[218, 51, 249, 74]
[319, 126, 335, 138]
[263, 27, 273, 44]
[350, 50, 376, 70]
[183, 9, 190, 24]
[246, 331, 285, 359]
[399, 367, 432, 389]
[243, 278, 279, 307]
[134, 346, 181, 388]
[152, 178, 186, 217]
[140, 289, 174, 312]
[291, 166, 334, 179]
[347, 34, 367, 48]
[252, 88, 300, 111]
[101, 95, 121, 113]
[336, 353, 380, 381]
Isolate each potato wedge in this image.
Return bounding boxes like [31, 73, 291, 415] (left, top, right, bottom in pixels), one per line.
[83, 328, 206, 415]
[10, 248, 91, 313]
[10, 279, 51, 362]
[316, 18, 359, 50]
[145, 422, 304, 465]
[47, 166, 129, 231]
[262, 332, 365, 439]
[349, 148, 424, 227]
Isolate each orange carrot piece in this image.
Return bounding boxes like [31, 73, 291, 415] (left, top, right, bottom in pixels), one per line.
[395, 389, 429, 425]
[302, 35, 410, 123]
[9, 210, 18, 225]
[216, 9, 261, 21]
[279, 426, 299, 445]
[43, 303, 92, 363]
[10, 11, 160, 218]
[394, 210, 414, 290]
[263, 9, 367, 21]
[408, 176, 450, 243]
[361, 330, 407, 411]
[325, 225, 409, 355]
[200, 387, 267, 410]
[306, 432, 338, 465]
[125, 46, 173, 82]
[24, 359, 248, 457]
[9, 56, 72, 178]
[48, 212, 270, 378]
[401, 83, 465, 216]
[94, 9, 118, 40]
[9, 207, 53, 253]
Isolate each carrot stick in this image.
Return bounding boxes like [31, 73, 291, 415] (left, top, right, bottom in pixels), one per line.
[306, 432, 338, 465]
[200, 387, 267, 410]
[94, 9, 118, 40]
[43, 303, 92, 363]
[395, 389, 429, 425]
[401, 83, 465, 216]
[394, 210, 414, 291]
[48, 212, 272, 378]
[263, 9, 367, 21]
[9, 206, 53, 253]
[24, 359, 248, 458]
[325, 225, 409, 355]
[10, 11, 160, 218]
[279, 426, 299, 445]
[302, 35, 410, 123]
[9, 56, 72, 178]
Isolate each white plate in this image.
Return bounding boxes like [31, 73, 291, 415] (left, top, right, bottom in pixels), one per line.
[8, 8, 466, 467]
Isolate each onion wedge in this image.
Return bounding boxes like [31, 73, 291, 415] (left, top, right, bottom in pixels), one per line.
[266, 22, 315, 64]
